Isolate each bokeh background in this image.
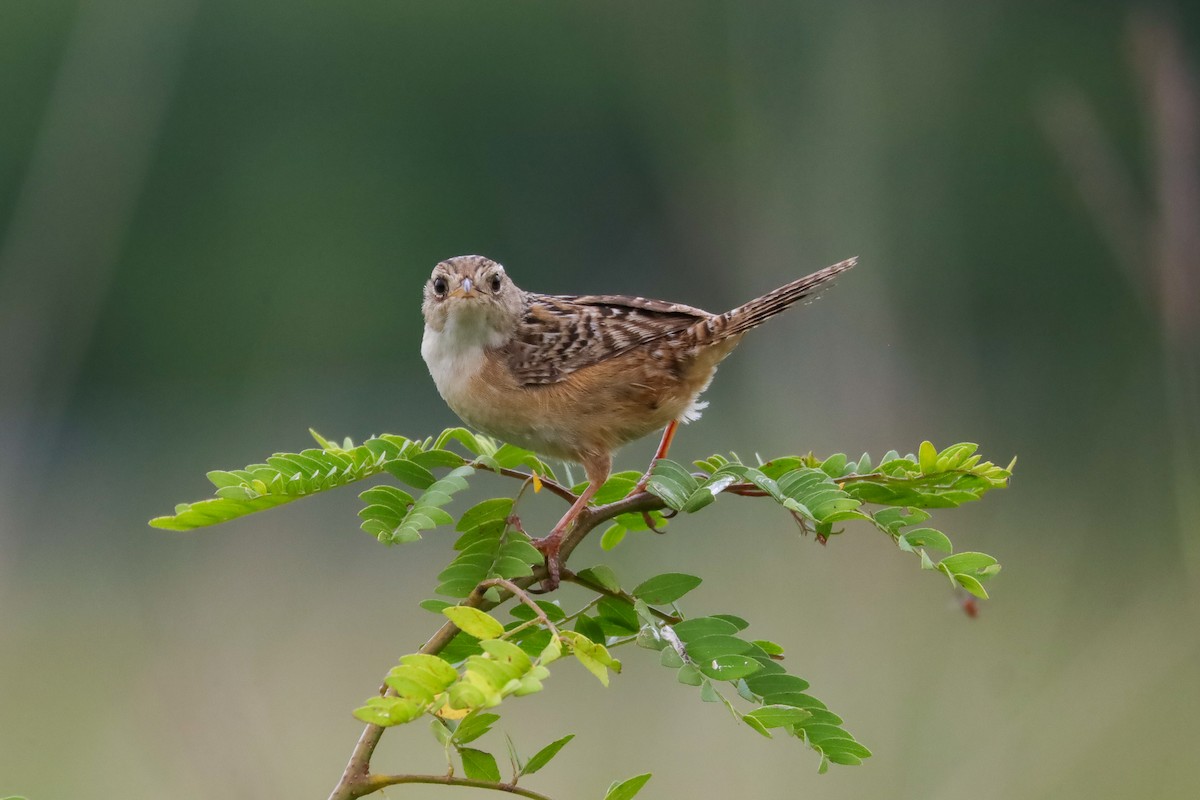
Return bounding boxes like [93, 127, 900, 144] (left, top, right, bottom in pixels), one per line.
[2, 2, 1198, 798]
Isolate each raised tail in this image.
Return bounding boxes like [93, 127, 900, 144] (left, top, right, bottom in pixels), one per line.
[697, 256, 857, 343]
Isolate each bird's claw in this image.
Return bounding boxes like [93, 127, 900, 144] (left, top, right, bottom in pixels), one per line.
[531, 531, 563, 592]
[641, 507, 676, 533]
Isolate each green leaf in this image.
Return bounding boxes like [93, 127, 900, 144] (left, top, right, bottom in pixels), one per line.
[825, 750, 864, 766]
[632, 599, 658, 627]
[509, 600, 566, 623]
[798, 708, 844, 726]
[457, 498, 514, 532]
[308, 428, 337, 449]
[460, 748, 501, 783]
[820, 453, 848, 477]
[744, 705, 813, 728]
[600, 523, 627, 551]
[951, 572, 989, 599]
[430, 717, 454, 745]
[448, 680, 489, 710]
[443, 607, 505, 640]
[384, 458, 437, 489]
[898, 527, 953, 553]
[676, 664, 703, 686]
[938, 551, 1000, 574]
[636, 627, 665, 651]
[672, 617, 739, 641]
[811, 736, 872, 758]
[597, 597, 640, 635]
[538, 636, 564, 664]
[520, 734, 574, 776]
[494, 556, 535, 579]
[683, 634, 755, 661]
[400, 653, 458, 686]
[577, 565, 621, 593]
[604, 773, 652, 800]
[751, 639, 785, 656]
[434, 427, 487, 456]
[765, 692, 826, 710]
[872, 506, 931, 533]
[709, 614, 750, 631]
[420, 599, 453, 614]
[742, 712, 773, 738]
[440, 631, 484, 663]
[573, 642, 615, 686]
[480, 639, 533, 673]
[918, 440, 938, 473]
[453, 711, 500, 745]
[745, 673, 811, 698]
[799, 723, 859, 746]
[359, 484, 416, 511]
[437, 579, 482, 599]
[574, 614, 605, 644]
[697, 654, 761, 681]
[352, 695, 424, 727]
[411, 448, 467, 469]
[633, 573, 702, 605]
[646, 459, 699, 510]
[589, 470, 643, 504]
[499, 539, 543, 564]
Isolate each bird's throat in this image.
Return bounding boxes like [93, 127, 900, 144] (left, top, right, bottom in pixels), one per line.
[421, 306, 508, 406]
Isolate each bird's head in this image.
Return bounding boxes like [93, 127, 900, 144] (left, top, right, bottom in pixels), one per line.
[422, 255, 524, 340]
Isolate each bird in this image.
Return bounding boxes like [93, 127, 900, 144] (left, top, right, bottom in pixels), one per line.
[420, 254, 856, 587]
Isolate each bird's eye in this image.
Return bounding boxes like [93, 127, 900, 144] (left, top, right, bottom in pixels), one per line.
[432, 277, 448, 297]
[489, 274, 503, 293]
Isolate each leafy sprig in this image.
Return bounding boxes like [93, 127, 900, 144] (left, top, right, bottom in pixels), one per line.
[150, 429, 1013, 800]
[649, 441, 1011, 597]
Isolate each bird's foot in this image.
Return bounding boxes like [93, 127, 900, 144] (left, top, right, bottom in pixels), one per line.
[530, 530, 564, 592]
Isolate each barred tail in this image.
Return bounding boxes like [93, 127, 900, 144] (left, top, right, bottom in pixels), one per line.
[698, 256, 857, 343]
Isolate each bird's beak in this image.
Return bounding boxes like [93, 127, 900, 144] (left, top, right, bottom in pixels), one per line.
[449, 277, 475, 299]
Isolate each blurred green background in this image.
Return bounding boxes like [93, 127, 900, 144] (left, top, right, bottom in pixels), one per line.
[3, 2, 1198, 798]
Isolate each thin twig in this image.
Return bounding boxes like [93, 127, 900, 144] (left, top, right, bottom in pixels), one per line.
[474, 463, 577, 504]
[327, 487, 666, 800]
[364, 773, 556, 800]
[479, 577, 561, 636]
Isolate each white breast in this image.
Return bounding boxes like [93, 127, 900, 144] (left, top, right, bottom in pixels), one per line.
[421, 308, 508, 407]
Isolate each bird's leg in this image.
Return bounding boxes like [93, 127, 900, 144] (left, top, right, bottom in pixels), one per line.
[633, 420, 679, 493]
[633, 420, 679, 532]
[531, 453, 610, 591]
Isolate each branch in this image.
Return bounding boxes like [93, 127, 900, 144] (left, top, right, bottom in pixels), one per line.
[327, 487, 666, 800]
[475, 463, 576, 504]
[560, 490, 666, 562]
[330, 612, 476, 800]
[480, 577, 561, 636]
[364, 773, 556, 800]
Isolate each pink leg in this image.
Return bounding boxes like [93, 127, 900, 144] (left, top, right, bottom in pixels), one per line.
[634, 419, 680, 532]
[532, 453, 610, 590]
[634, 419, 679, 494]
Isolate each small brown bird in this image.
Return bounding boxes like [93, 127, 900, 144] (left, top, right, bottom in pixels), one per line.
[421, 254, 856, 585]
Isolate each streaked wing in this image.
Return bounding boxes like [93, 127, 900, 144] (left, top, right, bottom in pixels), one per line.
[505, 292, 712, 385]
